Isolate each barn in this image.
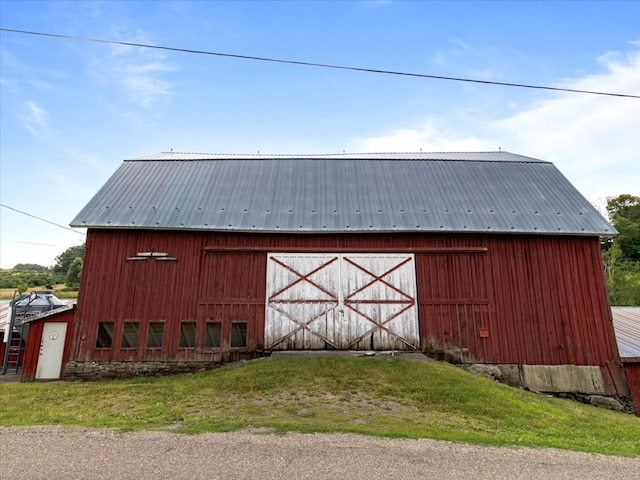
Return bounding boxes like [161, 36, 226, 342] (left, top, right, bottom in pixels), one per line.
[63, 151, 631, 407]
[612, 307, 640, 414]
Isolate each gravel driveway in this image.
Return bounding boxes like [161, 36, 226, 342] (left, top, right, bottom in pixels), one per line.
[1, 426, 638, 480]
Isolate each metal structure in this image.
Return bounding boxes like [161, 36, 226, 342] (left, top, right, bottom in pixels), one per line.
[612, 307, 640, 360]
[1, 291, 66, 374]
[71, 151, 615, 236]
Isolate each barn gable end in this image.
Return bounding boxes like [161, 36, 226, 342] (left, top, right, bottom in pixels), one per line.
[60, 151, 631, 411]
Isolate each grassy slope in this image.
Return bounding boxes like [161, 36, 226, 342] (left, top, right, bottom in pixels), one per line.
[1, 357, 639, 456]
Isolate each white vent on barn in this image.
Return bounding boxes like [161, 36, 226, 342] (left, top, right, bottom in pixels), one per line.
[126, 251, 177, 261]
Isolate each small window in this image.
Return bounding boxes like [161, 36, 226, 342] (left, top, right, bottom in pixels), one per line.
[230, 322, 247, 348]
[121, 322, 139, 349]
[179, 321, 196, 348]
[147, 322, 164, 348]
[95, 322, 115, 348]
[205, 322, 222, 348]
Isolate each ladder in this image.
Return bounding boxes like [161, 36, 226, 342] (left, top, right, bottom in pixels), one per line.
[1, 291, 29, 375]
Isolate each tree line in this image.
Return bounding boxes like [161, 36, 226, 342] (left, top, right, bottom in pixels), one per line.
[0, 244, 84, 293]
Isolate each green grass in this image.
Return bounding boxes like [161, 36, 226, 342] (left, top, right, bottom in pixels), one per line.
[1, 357, 639, 456]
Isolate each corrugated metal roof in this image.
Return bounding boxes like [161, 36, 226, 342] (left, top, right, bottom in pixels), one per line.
[71, 151, 615, 236]
[132, 151, 547, 162]
[23, 304, 76, 324]
[611, 307, 640, 360]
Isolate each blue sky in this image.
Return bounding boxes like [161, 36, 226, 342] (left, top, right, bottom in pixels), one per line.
[1, 0, 639, 269]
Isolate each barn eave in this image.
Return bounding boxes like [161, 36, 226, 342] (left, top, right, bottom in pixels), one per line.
[70, 223, 615, 237]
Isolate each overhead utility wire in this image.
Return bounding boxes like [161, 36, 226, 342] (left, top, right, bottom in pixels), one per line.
[0, 239, 74, 247]
[2, 27, 638, 99]
[0, 203, 85, 236]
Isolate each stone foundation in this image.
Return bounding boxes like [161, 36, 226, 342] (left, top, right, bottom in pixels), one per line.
[63, 352, 260, 381]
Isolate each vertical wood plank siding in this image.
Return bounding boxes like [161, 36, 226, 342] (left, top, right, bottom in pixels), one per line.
[623, 364, 640, 415]
[73, 230, 619, 368]
[199, 252, 266, 353]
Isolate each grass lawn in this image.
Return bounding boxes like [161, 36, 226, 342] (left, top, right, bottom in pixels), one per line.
[1, 357, 639, 456]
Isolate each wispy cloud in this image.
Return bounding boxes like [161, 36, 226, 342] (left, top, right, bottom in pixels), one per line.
[118, 61, 175, 105]
[22, 100, 50, 138]
[353, 45, 640, 200]
[89, 28, 177, 107]
[430, 39, 472, 68]
[353, 119, 489, 152]
[491, 47, 640, 198]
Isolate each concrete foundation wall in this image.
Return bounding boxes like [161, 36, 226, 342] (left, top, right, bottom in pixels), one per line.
[520, 365, 606, 394]
[460, 363, 635, 415]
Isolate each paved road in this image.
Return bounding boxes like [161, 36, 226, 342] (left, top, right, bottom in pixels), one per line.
[1, 426, 638, 480]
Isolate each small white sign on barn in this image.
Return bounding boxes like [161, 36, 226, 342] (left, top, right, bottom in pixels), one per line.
[265, 253, 418, 350]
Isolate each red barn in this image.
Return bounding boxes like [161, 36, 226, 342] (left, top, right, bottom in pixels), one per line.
[612, 307, 640, 414]
[64, 151, 630, 407]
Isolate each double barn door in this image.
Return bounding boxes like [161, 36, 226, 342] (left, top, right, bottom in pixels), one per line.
[265, 253, 419, 350]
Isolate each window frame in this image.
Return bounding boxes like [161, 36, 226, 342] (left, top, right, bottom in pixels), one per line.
[230, 322, 248, 348]
[146, 321, 165, 349]
[205, 321, 222, 348]
[95, 321, 115, 349]
[121, 321, 140, 349]
[178, 321, 197, 349]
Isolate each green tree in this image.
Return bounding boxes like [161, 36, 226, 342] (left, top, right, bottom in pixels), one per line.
[607, 193, 640, 222]
[606, 194, 640, 260]
[54, 244, 85, 275]
[65, 257, 83, 289]
[603, 194, 640, 305]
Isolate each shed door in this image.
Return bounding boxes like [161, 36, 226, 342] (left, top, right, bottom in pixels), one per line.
[35, 322, 68, 380]
[266, 253, 418, 350]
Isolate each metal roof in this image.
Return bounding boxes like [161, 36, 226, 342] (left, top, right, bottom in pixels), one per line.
[71, 151, 615, 236]
[0, 299, 76, 332]
[23, 304, 76, 324]
[611, 307, 640, 361]
[133, 151, 547, 162]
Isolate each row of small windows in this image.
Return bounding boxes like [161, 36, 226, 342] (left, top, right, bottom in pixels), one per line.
[95, 321, 247, 349]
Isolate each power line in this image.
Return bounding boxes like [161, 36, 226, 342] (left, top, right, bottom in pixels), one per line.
[2, 27, 638, 99]
[0, 239, 76, 247]
[0, 203, 85, 236]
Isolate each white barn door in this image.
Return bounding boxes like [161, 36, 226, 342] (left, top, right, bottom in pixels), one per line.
[35, 322, 68, 380]
[265, 253, 418, 350]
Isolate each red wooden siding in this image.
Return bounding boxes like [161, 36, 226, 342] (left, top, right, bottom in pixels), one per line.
[199, 252, 266, 353]
[623, 363, 640, 415]
[486, 236, 618, 365]
[73, 230, 620, 369]
[416, 251, 496, 362]
[74, 231, 204, 361]
[21, 307, 75, 381]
